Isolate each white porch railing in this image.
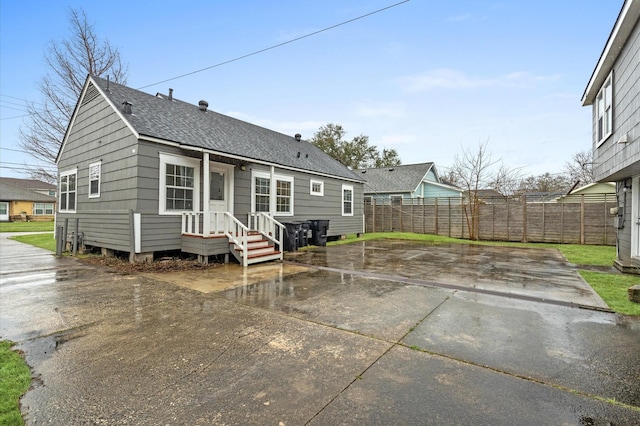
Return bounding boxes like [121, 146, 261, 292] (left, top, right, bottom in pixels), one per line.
[182, 211, 283, 267]
[248, 212, 285, 252]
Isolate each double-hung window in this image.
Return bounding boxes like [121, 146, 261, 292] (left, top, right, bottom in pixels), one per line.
[342, 184, 353, 216]
[59, 169, 77, 212]
[159, 153, 200, 214]
[251, 171, 293, 216]
[89, 161, 101, 198]
[596, 72, 613, 146]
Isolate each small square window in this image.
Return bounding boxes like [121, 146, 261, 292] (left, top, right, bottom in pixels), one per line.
[310, 179, 324, 196]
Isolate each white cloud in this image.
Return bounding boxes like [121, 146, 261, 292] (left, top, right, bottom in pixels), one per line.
[400, 69, 559, 92]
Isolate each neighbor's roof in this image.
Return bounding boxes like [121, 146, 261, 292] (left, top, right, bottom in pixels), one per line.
[62, 75, 363, 182]
[0, 181, 57, 202]
[0, 177, 56, 191]
[356, 162, 435, 193]
[582, 0, 640, 105]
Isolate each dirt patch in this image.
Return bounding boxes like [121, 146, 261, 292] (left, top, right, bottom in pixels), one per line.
[78, 255, 224, 274]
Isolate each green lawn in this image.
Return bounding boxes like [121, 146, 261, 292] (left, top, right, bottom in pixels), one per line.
[0, 221, 54, 233]
[10, 233, 56, 252]
[331, 233, 636, 315]
[0, 341, 31, 426]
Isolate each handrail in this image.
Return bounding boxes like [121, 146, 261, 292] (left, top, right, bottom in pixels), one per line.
[249, 212, 285, 253]
[182, 212, 201, 235]
[224, 212, 250, 267]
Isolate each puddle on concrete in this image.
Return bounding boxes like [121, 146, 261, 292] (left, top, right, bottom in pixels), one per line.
[142, 262, 311, 293]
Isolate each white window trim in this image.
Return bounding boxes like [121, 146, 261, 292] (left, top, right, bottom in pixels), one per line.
[251, 170, 294, 216]
[33, 203, 54, 215]
[88, 161, 101, 198]
[59, 168, 78, 213]
[310, 179, 324, 196]
[158, 153, 201, 215]
[342, 184, 354, 216]
[595, 71, 613, 147]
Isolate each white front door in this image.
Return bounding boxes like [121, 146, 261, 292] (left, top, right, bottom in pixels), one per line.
[208, 164, 234, 232]
[0, 202, 8, 221]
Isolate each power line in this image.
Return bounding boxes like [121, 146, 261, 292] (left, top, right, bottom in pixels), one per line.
[137, 0, 411, 90]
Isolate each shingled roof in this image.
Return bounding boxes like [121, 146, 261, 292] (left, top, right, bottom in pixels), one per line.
[68, 75, 363, 182]
[0, 181, 57, 202]
[356, 163, 435, 193]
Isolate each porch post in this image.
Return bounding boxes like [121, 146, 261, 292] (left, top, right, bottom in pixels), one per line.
[203, 152, 210, 235]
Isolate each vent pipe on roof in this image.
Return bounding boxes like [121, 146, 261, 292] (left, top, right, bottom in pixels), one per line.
[168, 88, 173, 101]
[122, 101, 132, 114]
[198, 100, 208, 112]
[294, 133, 302, 142]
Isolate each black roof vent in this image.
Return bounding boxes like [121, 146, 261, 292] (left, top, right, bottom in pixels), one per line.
[198, 100, 208, 112]
[122, 101, 132, 114]
[168, 88, 173, 101]
[294, 133, 302, 142]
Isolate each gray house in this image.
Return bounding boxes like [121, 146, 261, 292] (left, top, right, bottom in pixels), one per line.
[357, 162, 462, 204]
[56, 75, 365, 266]
[582, 0, 640, 272]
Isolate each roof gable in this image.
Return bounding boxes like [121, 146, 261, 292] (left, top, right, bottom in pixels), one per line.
[582, 0, 640, 105]
[64, 75, 363, 182]
[357, 163, 434, 193]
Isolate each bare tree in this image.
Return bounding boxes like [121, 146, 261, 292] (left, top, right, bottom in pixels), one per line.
[564, 150, 595, 186]
[19, 7, 127, 183]
[448, 141, 499, 240]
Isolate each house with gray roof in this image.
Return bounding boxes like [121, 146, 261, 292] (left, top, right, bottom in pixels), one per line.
[56, 75, 365, 265]
[0, 179, 56, 222]
[357, 162, 462, 204]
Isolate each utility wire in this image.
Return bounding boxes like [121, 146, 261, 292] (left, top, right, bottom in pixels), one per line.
[137, 0, 411, 90]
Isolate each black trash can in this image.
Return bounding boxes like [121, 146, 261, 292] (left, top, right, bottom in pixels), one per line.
[298, 221, 311, 248]
[310, 219, 330, 246]
[283, 222, 300, 252]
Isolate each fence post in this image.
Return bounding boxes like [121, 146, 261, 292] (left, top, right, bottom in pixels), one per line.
[561, 202, 564, 243]
[434, 198, 438, 236]
[506, 197, 510, 241]
[580, 194, 585, 245]
[448, 198, 452, 237]
[522, 195, 527, 243]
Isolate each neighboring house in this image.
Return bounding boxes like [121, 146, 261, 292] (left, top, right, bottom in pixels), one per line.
[357, 162, 462, 204]
[0, 180, 57, 222]
[582, 0, 640, 272]
[553, 182, 616, 203]
[56, 75, 365, 265]
[0, 177, 57, 196]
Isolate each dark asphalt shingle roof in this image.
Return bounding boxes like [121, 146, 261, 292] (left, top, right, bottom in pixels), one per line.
[356, 163, 434, 193]
[0, 181, 57, 202]
[88, 76, 363, 182]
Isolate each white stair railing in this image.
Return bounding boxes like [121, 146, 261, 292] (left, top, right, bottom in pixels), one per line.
[249, 212, 284, 254]
[181, 212, 201, 235]
[224, 212, 250, 267]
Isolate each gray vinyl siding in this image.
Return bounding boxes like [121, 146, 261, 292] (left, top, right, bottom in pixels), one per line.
[592, 21, 640, 182]
[236, 164, 364, 236]
[617, 182, 632, 264]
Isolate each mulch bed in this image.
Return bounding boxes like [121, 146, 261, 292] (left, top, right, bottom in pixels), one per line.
[78, 255, 223, 274]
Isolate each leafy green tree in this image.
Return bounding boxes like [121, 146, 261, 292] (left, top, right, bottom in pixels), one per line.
[310, 123, 401, 169]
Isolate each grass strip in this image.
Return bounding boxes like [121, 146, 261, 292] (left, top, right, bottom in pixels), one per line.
[0, 341, 31, 426]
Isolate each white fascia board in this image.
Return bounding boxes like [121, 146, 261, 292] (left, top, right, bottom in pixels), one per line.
[582, 0, 640, 105]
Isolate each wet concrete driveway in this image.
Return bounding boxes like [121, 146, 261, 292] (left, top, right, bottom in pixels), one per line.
[1, 235, 639, 425]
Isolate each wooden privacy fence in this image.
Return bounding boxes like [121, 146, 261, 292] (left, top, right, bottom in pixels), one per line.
[364, 194, 617, 245]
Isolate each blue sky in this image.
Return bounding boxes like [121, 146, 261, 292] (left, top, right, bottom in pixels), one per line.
[0, 1, 622, 179]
